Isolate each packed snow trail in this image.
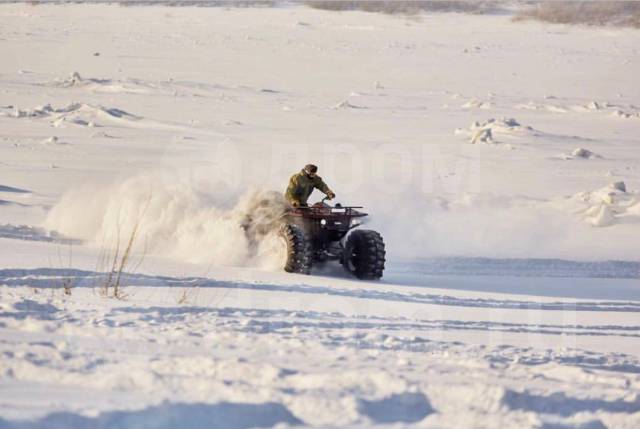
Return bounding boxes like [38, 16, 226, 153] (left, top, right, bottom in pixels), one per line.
[1, 265, 639, 428]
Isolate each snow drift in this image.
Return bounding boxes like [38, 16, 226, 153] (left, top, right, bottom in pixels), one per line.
[571, 182, 640, 227]
[1, 102, 141, 128]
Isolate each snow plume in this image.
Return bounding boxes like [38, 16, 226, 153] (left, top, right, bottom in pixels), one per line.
[374, 190, 640, 262]
[44, 174, 640, 268]
[44, 174, 289, 269]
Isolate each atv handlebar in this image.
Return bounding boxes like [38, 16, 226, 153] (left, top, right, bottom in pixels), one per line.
[295, 202, 364, 209]
[286, 200, 368, 221]
[319, 196, 362, 209]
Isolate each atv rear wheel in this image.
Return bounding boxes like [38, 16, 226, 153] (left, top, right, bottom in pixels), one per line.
[281, 224, 313, 275]
[343, 230, 386, 280]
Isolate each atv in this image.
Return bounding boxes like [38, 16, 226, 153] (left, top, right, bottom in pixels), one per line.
[280, 198, 386, 279]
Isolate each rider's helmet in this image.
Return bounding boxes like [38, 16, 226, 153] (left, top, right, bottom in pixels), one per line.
[304, 164, 318, 176]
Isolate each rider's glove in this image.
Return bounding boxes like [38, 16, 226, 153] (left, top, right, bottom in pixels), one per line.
[326, 191, 336, 200]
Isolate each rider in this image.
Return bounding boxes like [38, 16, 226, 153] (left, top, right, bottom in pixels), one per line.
[285, 164, 335, 207]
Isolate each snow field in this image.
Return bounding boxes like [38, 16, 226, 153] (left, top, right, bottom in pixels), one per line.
[0, 3, 639, 428]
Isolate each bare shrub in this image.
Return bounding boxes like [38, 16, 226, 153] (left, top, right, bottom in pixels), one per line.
[305, 1, 497, 15]
[51, 242, 75, 296]
[514, 1, 640, 28]
[177, 279, 200, 304]
[98, 198, 150, 300]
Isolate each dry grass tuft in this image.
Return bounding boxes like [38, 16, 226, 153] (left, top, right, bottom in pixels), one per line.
[514, 1, 640, 28]
[97, 197, 150, 300]
[51, 243, 75, 296]
[305, 1, 497, 15]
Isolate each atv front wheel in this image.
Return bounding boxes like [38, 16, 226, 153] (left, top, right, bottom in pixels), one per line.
[343, 230, 386, 280]
[281, 224, 313, 275]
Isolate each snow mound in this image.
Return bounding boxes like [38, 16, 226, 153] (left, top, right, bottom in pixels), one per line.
[571, 147, 601, 159]
[43, 72, 232, 97]
[571, 182, 639, 227]
[516, 100, 640, 120]
[461, 98, 493, 110]
[586, 100, 602, 110]
[48, 71, 85, 88]
[44, 175, 289, 269]
[1, 103, 55, 118]
[4, 102, 142, 128]
[333, 99, 367, 109]
[44, 71, 159, 95]
[459, 117, 594, 147]
[41, 136, 68, 146]
[515, 101, 568, 113]
[562, 147, 602, 160]
[570, 101, 617, 113]
[466, 117, 529, 145]
[611, 110, 640, 119]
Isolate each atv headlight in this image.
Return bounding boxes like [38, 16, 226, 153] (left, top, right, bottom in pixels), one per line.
[320, 219, 327, 226]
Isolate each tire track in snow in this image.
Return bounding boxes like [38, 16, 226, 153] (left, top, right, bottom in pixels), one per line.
[1, 268, 639, 313]
[109, 306, 640, 339]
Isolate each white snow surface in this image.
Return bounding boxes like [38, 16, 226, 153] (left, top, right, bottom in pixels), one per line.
[1, 4, 639, 429]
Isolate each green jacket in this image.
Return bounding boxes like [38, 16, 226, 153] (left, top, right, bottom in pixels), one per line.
[285, 170, 332, 206]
